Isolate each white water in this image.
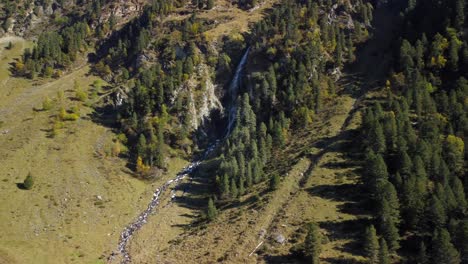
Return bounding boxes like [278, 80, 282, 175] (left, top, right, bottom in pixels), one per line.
[109, 142, 218, 264]
[226, 47, 251, 136]
[109, 48, 250, 264]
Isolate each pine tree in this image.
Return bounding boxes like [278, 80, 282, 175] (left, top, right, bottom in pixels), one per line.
[304, 222, 321, 264]
[137, 134, 147, 161]
[230, 178, 238, 198]
[372, 121, 387, 154]
[238, 177, 245, 196]
[270, 173, 280, 191]
[221, 174, 230, 197]
[449, 36, 460, 71]
[398, 150, 413, 178]
[456, 221, 468, 263]
[454, 0, 465, 30]
[379, 238, 390, 264]
[206, 198, 217, 221]
[428, 195, 447, 229]
[375, 179, 400, 252]
[451, 177, 467, 213]
[416, 242, 429, 264]
[432, 228, 461, 264]
[364, 225, 379, 264]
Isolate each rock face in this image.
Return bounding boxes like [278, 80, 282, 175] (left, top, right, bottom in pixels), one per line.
[99, 0, 145, 26]
[187, 63, 223, 130]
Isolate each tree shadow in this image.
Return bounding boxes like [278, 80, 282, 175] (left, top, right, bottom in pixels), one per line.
[319, 219, 371, 257]
[16, 182, 27, 190]
[307, 184, 364, 203]
[263, 254, 303, 264]
[321, 257, 366, 264]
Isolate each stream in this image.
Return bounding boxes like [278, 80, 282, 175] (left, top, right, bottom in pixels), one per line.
[108, 47, 250, 264]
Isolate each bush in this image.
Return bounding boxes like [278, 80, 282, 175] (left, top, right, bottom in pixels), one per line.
[59, 107, 80, 121]
[63, 113, 79, 121]
[43, 66, 54, 77]
[50, 119, 65, 137]
[111, 141, 121, 157]
[23, 173, 34, 190]
[42, 97, 53, 111]
[75, 89, 87, 102]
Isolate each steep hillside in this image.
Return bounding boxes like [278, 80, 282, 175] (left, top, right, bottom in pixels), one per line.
[1, 0, 466, 264]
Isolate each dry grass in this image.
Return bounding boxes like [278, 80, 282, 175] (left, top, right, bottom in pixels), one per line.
[138, 92, 368, 264]
[0, 37, 168, 264]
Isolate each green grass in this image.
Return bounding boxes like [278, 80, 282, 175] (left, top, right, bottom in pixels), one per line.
[0, 38, 156, 264]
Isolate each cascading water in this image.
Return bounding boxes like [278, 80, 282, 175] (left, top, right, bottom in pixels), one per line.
[109, 48, 250, 264]
[226, 47, 251, 136]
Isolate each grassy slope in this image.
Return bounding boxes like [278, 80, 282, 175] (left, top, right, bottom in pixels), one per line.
[134, 5, 397, 264]
[0, 37, 158, 264]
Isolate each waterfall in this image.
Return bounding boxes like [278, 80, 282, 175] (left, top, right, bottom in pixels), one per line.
[226, 47, 251, 136]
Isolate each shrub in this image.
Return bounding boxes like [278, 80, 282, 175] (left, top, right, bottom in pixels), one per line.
[59, 107, 80, 121]
[111, 141, 121, 157]
[43, 66, 54, 77]
[75, 89, 87, 102]
[23, 173, 34, 190]
[63, 113, 79, 121]
[42, 97, 53, 111]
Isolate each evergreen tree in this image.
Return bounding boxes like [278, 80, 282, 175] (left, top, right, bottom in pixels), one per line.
[270, 173, 280, 190]
[432, 228, 461, 264]
[454, 0, 465, 30]
[230, 178, 238, 198]
[428, 195, 447, 229]
[376, 180, 400, 252]
[304, 222, 321, 264]
[137, 134, 147, 161]
[416, 242, 429, 264]
[456, 221, 468, 263]
[364, 225, 379, 264]
[378, 238, 390, 264]
[206, 198, 217, 221]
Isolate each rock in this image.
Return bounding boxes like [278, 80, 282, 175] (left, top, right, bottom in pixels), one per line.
[258, 229, 267, 238]
[96, 195, 103, 200]
[274, 234, 286, 244]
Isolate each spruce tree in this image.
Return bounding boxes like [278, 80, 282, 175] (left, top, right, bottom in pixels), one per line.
[270, 173, 280, 191]
[364, 225, 379, 264]
[304, 222, 321, 264]
[456, 221, 468, 263]
[432, 228, 461, 264]
[206, 198, 217, 221]
[428, 195, 447, 229]
[416, 242, 429, 264]
[378, 182, 400, 252]
[230, 178, 238, 198]
[379, 238, 390, 264]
